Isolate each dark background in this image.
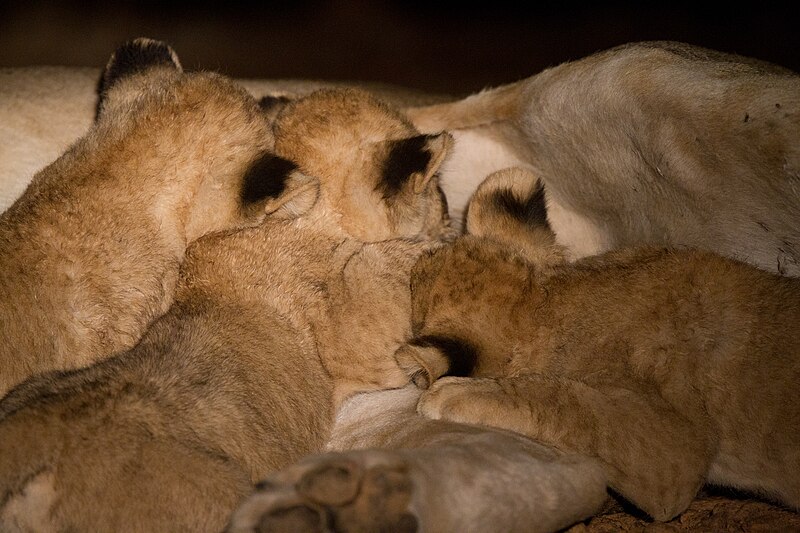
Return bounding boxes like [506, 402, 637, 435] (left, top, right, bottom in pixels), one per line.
[1, 1, 798, 96]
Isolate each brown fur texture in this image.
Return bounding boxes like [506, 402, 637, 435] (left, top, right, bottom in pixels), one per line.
[406, 41, 800, 275]
[402, 168, 800, 522]
[0, 86, 452, 532]
[570, 493, 800, 532]
[0, 39, 288, 397]
[7, 40, 799, 533]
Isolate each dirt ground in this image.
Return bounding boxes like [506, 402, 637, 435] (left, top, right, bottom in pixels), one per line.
[568, 494, 800, 532]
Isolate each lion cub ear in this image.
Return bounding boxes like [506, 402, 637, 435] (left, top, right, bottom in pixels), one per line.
[378, 132, 453, 198]
[262, 171, 320, 219]
[240, 152, 320, 220]
[466, 168, 567, 267]
[96, 38, 182, 118]
[394, 343, 450, 389]
[395, 335, 477, 389]
[258, 94, 293, 124]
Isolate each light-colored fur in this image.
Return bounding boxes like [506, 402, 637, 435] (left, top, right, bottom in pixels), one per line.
[6, 41, 799, 267]
[0, 67, 447, 212]
[225, 181, 608, 533]
[0, 39, 294, 397]
[232, 42, 800, 532]
[0, 42, 604, 533]
[0, 87, 453, 532]
[406, 41, 800, 275]
[229, 385, 608, 533]
[401, 168, 800, 522]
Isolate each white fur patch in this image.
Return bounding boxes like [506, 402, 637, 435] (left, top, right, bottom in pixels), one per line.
[546, 194, 611, 260]
[0, 67, 97, 213]
[327, 386, 421, 451]
[0, 470, 58, 533]
[439, 129, 527, 228]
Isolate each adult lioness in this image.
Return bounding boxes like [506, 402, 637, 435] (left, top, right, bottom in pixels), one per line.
[0, 88, 453, 532]
[406, 41, 800, 275]
[0, 38, 296, 397]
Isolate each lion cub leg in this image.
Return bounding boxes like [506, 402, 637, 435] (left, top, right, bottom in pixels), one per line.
[229, 387, 607, 533]
[228, 450, 418, 533]
[418, 374, 714, 521]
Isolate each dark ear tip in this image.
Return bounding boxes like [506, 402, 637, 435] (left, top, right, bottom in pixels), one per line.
[240, 152, 298, 206]
[377, 135, 433, 199]
[258, 94, 294, 123]
[99, 38, 181, 95]
[258, 95, 292, 112]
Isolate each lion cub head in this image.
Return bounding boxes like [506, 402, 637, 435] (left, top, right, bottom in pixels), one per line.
[88, 38, 304, 242]
[270, 89, 455, 241]
[397, 168, 568, 386]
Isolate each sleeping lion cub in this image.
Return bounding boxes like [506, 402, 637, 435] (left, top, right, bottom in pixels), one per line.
[399, 168, 800, 522]
[0, 88, 452, 531]
[0, 39, 288, 397]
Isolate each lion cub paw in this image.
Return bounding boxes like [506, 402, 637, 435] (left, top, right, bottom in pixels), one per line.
[417, 376, 501, 424]
[227, 451, 418, 533]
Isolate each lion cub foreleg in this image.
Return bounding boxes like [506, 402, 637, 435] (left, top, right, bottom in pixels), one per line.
[418, 373, 714, 521]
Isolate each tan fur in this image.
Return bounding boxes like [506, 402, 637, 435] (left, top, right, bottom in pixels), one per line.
[223, 178, 612, 533]
[0, 39, 292, 397]
[6, 40, 799, 533]
[272, 88, 454, 245]
[0, 67, 448, 213]
[406, 41, 800, 275]
[0, 87, 452, 532]
[7, 41, 799, 256]
[402, 168, 800, 521]
[465, 169, 567, 271]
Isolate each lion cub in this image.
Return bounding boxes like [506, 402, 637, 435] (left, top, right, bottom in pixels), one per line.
[399, 168, 800, 522]
[0, 39, 290, 397]
[0, 88, 452, 532]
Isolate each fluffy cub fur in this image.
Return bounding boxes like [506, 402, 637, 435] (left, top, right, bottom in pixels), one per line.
[400, 168, 800, 522]
[406, 41, 800, 275]
[0, 88, 452, 532]
[5, 41, 799, 260]
[0, 39, 289, 397]
[271, 88, 452, 243]
[0, 65, 446, 214]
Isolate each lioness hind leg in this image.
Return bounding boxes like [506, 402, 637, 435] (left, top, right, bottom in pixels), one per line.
[227, 451, 417, 533]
